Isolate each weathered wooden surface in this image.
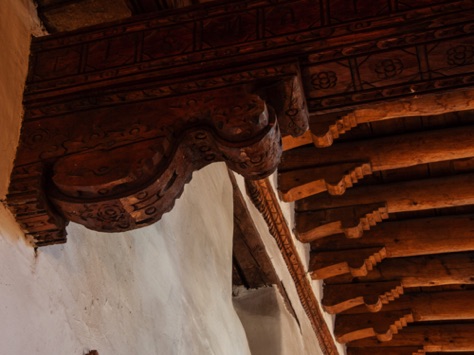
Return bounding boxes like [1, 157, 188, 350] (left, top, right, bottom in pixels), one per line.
[8, 85, 284, 244]
[335, 291, 474, 343]
[284, 90, 474, 149]
[13, 0, 474, 246]
[309, 215, 474, 279]
[296, 173, 474, 241]
[326, 252, 474, 286]
[348, 323, 474, 351]
[279, 125, 474, 201]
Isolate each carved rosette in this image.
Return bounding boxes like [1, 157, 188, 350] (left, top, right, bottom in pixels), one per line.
[8, 84, 290, 242]
[48, 96, 281, 232]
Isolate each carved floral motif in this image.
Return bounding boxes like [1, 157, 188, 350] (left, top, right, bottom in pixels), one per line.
[447, 45, 474, 66]
[374, 58, 404, 79]
[311, 71, 338, 89]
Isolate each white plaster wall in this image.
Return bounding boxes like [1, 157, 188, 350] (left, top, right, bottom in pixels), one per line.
[234, 174, 345, 355]
[1, 164, 251, 355]
[0, 2, 250, 354]
[233, 286, 307, 355]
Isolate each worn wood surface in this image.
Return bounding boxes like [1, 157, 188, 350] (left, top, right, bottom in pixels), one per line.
[284, 90, 474, 149]
[309, 215, 474, 279]
[348, 323, 474, 351]
[279, 125, 474, 201]
[296, 173, 474, 241]
[335, 291, 474, 343]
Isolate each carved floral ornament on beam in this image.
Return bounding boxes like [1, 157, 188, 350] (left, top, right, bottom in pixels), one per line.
[7, 0, 474, 246]
[8, 79, 308, 246]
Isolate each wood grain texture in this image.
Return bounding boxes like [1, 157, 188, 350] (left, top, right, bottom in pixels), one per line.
[284, 90, 474, 149]
[7, 85, 285, 244]
[335, 291, 474, 343]
[296, 173, 474, 240]
[279, 125, 474, 201]
[310, 215, 474, 279]
[348, 323, 474, 351]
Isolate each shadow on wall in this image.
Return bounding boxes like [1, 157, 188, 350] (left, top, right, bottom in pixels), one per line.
[233, 286, 307, 355]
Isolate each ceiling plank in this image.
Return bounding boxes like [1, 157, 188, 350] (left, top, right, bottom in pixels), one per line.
[309, 215, 474, 279]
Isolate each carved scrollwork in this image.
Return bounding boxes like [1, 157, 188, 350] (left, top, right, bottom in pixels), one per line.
[9, 83, 287, 240]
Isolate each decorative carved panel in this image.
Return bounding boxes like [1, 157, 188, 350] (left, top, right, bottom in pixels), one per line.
[8, 0, 474, 247]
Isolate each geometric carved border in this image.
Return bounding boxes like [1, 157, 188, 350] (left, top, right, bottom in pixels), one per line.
[245, 178, 339, 355]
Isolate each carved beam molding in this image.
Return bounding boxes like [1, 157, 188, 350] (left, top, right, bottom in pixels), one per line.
[322, 251, 474, 314]
[279, 125, 474, 201]
[9, 82, 292, 245]
[245, 178, 339, 355]
[335, 290, 474, 343]
[309, 215, 474, 280]
[348, 323, 474, 352]
[8, 0, 474, 246]
[295, 172, 474, 241]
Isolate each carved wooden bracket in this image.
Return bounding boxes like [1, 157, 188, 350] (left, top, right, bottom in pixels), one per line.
[8, 79, 308, 245]
[7, 0, 474, 248]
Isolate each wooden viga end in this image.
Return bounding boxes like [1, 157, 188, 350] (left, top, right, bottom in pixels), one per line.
[262, 1, 474, 353]
[8, 71, 310, 245]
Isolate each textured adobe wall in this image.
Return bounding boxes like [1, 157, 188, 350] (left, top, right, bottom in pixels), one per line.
[0, 2, 250, 354]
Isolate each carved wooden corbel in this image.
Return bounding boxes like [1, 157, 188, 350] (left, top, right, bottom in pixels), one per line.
[8, 80, 308, 246]
[7, 0, 474, 248]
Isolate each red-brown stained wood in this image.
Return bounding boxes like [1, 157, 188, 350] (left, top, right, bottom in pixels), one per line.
[8, 85, 285, 244]
[11, 0, 474, 247]
[279, 125, 474, 201]
[283, 90, 474, 149]
[312, 215, 474, 255]
[348, 323, 474, 351]
[335, 291, 474, 343]
[309, 215, 474, 279]
[322, 281, 405, 314]
[346, 347, 423, 355]
[325, 252, 474, 286]
[296, 173, 474, 241]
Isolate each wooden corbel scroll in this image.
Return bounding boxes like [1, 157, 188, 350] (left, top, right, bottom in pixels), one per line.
[6, 0, 313, 246]
[8, 0, 474, 246]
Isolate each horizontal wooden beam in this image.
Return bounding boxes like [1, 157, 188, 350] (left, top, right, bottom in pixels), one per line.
[325, 252, 474, 285]
[279, 125, 474, 201]
[283, 90, 474, 149]
[348, 323, 474, 351]
[296, 173, 474, 241]
[346, 347, 423, 355]
[310, 215, 474, 279]
[312, 215, 474, 255]
[322, 280, 405, 314]
[335, 291, 474, 343]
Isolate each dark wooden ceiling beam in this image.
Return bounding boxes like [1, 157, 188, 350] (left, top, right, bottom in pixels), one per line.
[346, 347, 424, 355]
[283, 90, 474, 150]
[279, 125, 474, 201]
[295, 173, 474, 241]
[325, 252, 474, 285]
[309, 215, 474, 279]
[335, 291, 474, 343]
[348, 323, 474, 352]
[322, 251, 474, 313]
[312, 215, 474, 254]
